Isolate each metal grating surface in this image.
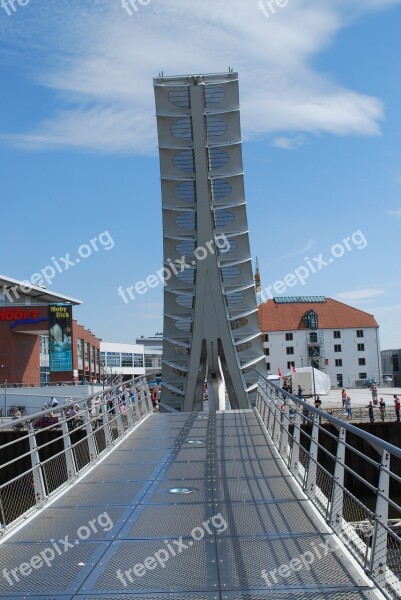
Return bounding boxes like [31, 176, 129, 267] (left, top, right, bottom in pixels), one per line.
[213, 476, 305, 502]
[54, 481, 149, 507]
[122, 504, 221, 539]
[217, 536, 368, 589]
[210, 501, 325, 535]
[214, 459, 288, 479]
[0, 541, 104, 595]
[88, 539, 217, 593]
[0, 409, 379, 599]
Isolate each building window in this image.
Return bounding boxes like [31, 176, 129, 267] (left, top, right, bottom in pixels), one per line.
[357, 343, 365, 352]
[285, 333, 293, 341]
[356, 330, 364, 338]
[264, 348, 270, 356]
[121, 353, 133, 367]
[287, 361, 295, 369]
[266, 362, 270, 370]
[309, 332, 318, 343]
[308, 346, 320, 357]
[303, 310, 318, 329]
[359, 358, 366, 366]
[286, 347, 294, 355]
[145, 354, 162, 369]
[392, 354, 400, 372]
[333, 331, 341, 339]
[334, 345, 342, 353]
[106, 352, 121, 367]
[264, 334, 269, 342]
[100, 352, 106, 367]
[335, 359, 342, 367]
[359, 372, 367, 379]
[134, 354, 144, 368]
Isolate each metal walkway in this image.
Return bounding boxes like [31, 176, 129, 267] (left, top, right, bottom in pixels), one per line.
[0, 408, 382, 599]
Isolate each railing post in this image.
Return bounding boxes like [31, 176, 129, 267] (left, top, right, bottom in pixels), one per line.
[370, 449, 390, 587]
[83, 407, 98, 462]
[125, 398, 134, 428]
[141, 379, 151, 413]
[290, 404, 301, 476]
[329, 426, 346, 531]
[280, 399, 290, 462]
[101, 400, 113, 448]
[114, 398, 125, 437]
[272, 393, 281, 446]
[27, 422, 47, 504]
[305, 413, 319, 498]
[60, 411, 78, 481]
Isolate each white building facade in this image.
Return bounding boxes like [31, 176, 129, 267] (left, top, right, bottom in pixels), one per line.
[259, 297, 381, 388]
[100, 342, 162, 381]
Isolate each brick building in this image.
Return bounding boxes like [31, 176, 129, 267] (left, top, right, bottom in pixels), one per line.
[0, 275, 101, 385]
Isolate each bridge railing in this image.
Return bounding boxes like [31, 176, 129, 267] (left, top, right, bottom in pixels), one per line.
[0, 375, 154, 537]
[255, 373, 401, 600]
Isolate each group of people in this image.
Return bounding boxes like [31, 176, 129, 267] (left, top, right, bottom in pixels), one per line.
[341, 388, 401, 422]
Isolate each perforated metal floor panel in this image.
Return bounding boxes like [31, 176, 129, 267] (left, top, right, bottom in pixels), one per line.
[0, 411, 382, 599]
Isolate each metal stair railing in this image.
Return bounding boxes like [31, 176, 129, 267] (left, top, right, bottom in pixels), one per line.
[255, 371, 401, 600]
[0, 375, 153, 538]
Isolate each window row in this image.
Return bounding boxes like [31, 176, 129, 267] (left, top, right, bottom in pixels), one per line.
[333, 330, 364, 339]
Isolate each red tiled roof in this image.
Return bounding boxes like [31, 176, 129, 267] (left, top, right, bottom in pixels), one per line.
[258, 298, 379, 332]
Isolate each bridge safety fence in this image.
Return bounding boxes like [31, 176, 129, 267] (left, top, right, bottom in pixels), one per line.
[256, 372, 401, 600]
[0, 375, 154, 537]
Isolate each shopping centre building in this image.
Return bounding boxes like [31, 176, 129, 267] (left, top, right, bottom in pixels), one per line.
[0, 275, 101, 385]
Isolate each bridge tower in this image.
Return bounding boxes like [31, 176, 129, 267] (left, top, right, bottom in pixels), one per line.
[154, 72, 266, 411]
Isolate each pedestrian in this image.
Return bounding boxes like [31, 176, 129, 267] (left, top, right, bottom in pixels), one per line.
[314, 396, 322, 410]
[297, 385, 303, 400]
[366, 401, 375, 423]
[371, 384, 378, 406]
[394, 395, 401, 422]
[379, 398, 386, 422]
[341, 388, 347, 409]
[345, 397, 352, 420]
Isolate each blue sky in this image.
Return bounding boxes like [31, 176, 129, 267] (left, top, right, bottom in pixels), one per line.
[0, 0, 400, 349]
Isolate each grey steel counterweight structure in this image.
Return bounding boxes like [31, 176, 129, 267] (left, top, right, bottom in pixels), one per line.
[154, 72, 266, 411]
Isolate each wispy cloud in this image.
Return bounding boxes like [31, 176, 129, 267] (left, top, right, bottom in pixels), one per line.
[0, 0, 399, 153]
[387, 209, 401, 218]
[336, 288, 386, 301]
[273, 135, 306, 150]
[274, 239, 316, 262]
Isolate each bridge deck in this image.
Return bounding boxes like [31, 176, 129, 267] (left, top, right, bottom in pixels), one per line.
[0, 410, 380, 599]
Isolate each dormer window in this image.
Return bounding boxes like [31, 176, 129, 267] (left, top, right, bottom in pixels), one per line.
[303, 310, 318, 329]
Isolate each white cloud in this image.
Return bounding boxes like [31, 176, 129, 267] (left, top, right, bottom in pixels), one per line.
[0, 0, 399, 153]
[336, 289, 386, 301]
[273, 136, 306, 150]
[388, 209, 401, 218]
[274, 239, 316, 262]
